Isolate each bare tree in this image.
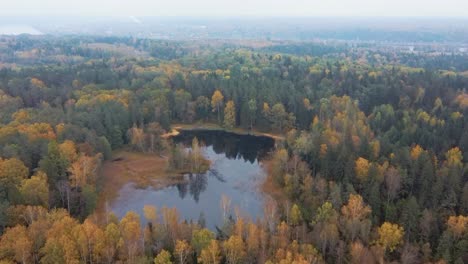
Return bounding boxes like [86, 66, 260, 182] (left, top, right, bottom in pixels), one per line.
[385, 166, 401, 200]
[220, 195, 231, 222]
[400, 243, 420, 264]
[56, 180, 70, 213]
[263, 197, 278, 232]
[385, 166, 401, 217]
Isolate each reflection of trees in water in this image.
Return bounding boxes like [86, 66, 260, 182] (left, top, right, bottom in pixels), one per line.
[176, 173, 208, 202]
[176, 183, 188, 199]
[188, 173, 207, 202]
[173, 130, 274, 163]
[171, 130, 274, 202]
[174, 168, 225, 202]
[208, 168, 225, 182]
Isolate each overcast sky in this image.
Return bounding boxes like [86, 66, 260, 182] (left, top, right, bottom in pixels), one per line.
[2, 0, 468, 17]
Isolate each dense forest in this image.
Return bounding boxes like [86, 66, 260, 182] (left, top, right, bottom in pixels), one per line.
[0, 35, 467, 263]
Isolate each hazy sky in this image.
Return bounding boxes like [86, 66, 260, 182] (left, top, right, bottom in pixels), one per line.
[2, 0, 468, 17]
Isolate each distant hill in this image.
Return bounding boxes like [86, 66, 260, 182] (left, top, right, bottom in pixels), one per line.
[0, 24, 43, 35]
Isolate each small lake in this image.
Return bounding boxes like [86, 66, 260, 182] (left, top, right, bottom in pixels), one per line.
[107, 130, 275, 229]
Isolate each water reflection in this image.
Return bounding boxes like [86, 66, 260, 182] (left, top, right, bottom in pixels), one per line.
[171, 130, 274, 202]
[172, 129, 274, 163]
[174, 168, 229, 202]
[191, 174, 207, 202]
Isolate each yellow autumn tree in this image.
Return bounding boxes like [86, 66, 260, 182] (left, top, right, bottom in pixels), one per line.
[355, 157, 370, 182]
[198, 240, 221, 264]
[68, 154, 101, 188]
[74, 219, 105, 264]
[59, 140, 78, 163]
[223, 100, 236, 129]
[17, 123, 56, 141]
[0, 225, 32, 264]
[0, 158, 29, 201]
[103, 222, 121, 263]
[290, 204, 302, 226]
[445, 147, 463, 168]
[154, 250, 173, 264]
[127, 125, 145, 152]
[376, 222, 404, 252]
[174, 240, 192, 264]
[41, 215, 80, 264]
[224, 235, 246, 264]
[246, 223, 260, 258]
[341, 194, 372, 241]
[211, 90, 224, 124]
[447, 215, 468, 239]
[410, 145, 424, 160]
[119, 211, 142, 263]
[276, 221, 291, 249]
[262, 102, 270, 119]
[342, 194, 372, 220]
[20, 171, 49, 207]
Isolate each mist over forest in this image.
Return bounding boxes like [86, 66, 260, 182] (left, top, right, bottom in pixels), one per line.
[0, 10, 467, 264]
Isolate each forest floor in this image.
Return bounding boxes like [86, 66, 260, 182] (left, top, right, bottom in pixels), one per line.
[162, 122, 285, 141]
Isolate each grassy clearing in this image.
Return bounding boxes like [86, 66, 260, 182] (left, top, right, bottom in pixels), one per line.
[95, 150, 185, 213]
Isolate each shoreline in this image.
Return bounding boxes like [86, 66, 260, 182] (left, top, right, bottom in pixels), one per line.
[162, 122, 285, 141]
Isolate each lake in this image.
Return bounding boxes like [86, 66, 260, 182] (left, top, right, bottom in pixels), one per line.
[105, 129, 275, 229]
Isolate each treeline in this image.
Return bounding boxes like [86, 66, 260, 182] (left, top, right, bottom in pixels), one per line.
[0, 203, 328, 264]
[0, 35, 467, 263]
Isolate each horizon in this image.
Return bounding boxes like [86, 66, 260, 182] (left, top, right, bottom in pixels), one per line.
[2, 0, 468, 17]
[3, 14, 468, 19]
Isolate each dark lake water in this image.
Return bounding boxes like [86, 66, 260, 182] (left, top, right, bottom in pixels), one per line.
[108, 130, 275, 229]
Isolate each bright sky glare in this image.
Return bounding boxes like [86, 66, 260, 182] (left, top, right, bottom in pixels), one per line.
[1, 0, 467, 17]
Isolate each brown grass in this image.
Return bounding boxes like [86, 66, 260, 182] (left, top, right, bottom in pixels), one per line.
[95, 150, 185, 214]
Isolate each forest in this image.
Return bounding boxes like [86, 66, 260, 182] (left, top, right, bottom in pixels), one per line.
[0, 35, 467, 263]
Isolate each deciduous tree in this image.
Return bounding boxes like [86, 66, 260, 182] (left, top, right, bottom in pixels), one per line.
[211, 90, 224, 124]
[119, 211, 142, 263]
[224, 235, 246, 264]
[192, 228, 214, 254]
[376, 222, 404, 252]
[354, 157, 370, 182]
[223, 100, 236, 129]
[341, 194, 372, 242]
[198, 240, 221, 264]
[174, 240, 192, 264]
[154, 250, 173, 264]
[20, 171, 49, 207]
[0, 158, 29, 202]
